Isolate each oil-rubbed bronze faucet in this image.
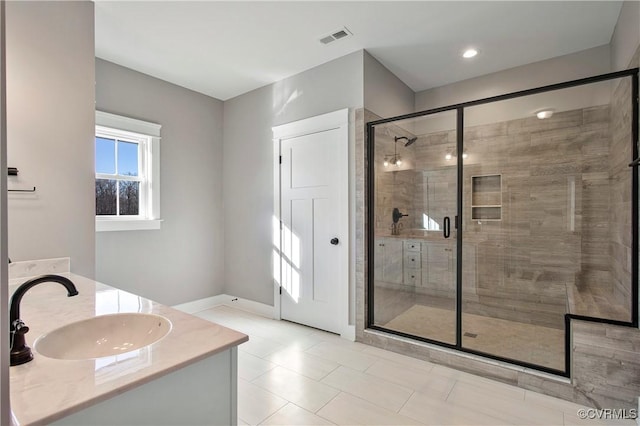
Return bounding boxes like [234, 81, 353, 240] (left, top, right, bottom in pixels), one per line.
[9, 274, 78, 366]
[391, 222, 404, 236]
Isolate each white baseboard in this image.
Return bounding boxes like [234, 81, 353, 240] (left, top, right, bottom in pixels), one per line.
[174, 295, 351, 338]
[173, 294, 274, 318]
[172, 295, 227, 314]
[225, 295, 275, 318]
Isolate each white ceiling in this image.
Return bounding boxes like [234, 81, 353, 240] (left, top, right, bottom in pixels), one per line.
[95, 1, 623, 101]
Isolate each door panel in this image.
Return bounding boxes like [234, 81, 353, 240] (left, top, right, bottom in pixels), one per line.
[290, 133, 335, 188]
[382, 239, 403, 284]
[422, 242, 453, 293]
[370, 110, 458, 345]
[312, 198, 332, 303]
[280, 126, 343, 334]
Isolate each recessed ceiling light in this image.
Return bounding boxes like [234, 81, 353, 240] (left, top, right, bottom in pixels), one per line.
[536, 109, 555, 119]
[462, 48, 478, 59]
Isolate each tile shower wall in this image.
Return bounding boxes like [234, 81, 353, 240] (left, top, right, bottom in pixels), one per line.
[572, 321, 640, 410]
[374, 126, 418, 235]
[374, 103, 631, 328]
[462, 105, 617, 327]
[609, 72, 633, 309]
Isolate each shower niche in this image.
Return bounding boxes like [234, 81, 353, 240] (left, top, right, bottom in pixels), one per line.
[367, 68, 639, 376]
[470, 174, 501, 221]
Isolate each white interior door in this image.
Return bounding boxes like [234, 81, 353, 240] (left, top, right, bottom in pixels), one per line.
[274, 110, 348, 335]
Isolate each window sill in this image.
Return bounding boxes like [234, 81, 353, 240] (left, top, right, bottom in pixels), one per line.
[96, 219, 163, 232]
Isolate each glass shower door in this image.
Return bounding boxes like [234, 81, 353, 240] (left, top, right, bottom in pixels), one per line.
[367, 69, 638, 376]
[370, 110, 458, 345]
[459, 79, 630, 372]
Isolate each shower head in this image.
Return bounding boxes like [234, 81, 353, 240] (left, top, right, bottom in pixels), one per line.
[394, 136, 418, 147]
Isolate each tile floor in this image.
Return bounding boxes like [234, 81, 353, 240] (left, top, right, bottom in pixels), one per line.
[194, 306, 635, 426]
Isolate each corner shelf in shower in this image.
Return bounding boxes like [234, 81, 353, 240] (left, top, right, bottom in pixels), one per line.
[471, 174, 502, 221]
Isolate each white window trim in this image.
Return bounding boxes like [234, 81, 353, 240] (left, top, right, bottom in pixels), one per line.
[95, 111, 162, 232]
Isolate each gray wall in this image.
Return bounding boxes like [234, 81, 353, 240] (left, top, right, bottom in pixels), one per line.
[6, 1, 95, 277]
[95, 59, 225, 305]
[415, 45, 611, 112]
[363, 51, 415, 119]
[610, 0, 640, 71]
[223, 50, 363, 306]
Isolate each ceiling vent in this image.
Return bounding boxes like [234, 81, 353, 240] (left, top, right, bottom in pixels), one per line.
[319, 27, 353, 45]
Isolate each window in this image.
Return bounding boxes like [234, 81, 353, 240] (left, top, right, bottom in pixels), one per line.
[95, 132, 144, 217]
[95, 111, 161, 232]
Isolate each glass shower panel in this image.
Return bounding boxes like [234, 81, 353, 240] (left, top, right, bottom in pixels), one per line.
[461, 78, 632, 371]
[371, 110, 458, 345]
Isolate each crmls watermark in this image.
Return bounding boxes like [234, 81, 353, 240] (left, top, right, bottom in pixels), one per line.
[577, 408, 638, 420]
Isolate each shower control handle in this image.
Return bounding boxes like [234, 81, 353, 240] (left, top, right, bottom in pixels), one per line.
[330, 237, 339, 245]
[392, 208, 408, 224]
[443, 217, 451, 239]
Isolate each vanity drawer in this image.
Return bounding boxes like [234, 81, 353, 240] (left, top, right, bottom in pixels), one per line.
[404, 240, 421, 252]
[404, 269, 422, 286]
[404, 252, 421, 269]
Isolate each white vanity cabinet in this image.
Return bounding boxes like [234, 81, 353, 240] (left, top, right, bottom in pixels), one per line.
[403, 240, 422, 285]
[374, 238, 403, 284]
[374, 237, 462, 292]
[52, 349, 237, 426]
[374, 236, 474, 295]
[421, 241, 455, 292]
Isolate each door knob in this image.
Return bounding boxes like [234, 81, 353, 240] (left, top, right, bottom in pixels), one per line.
[330, 237, 339, 245]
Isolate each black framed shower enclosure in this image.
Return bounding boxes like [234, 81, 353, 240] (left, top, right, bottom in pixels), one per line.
[365, 68, 639, 377]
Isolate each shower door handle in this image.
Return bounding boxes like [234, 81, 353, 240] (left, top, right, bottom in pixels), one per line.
[443, 217, 451, 239]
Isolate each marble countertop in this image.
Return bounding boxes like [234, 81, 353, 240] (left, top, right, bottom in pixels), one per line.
[376, 231, 457, 241]
[9, 272, 248, 426]
[375, 231, 493, 244]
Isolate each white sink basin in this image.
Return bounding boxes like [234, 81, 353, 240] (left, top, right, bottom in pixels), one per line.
[35, 313, 172, 360]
